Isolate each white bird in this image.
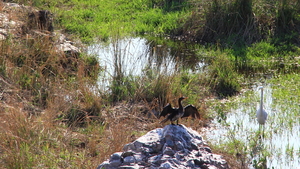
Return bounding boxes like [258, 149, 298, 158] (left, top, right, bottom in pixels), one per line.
[256, 86, 268, 126]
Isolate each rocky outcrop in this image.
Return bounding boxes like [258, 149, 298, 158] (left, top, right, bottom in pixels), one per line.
[97, 125, 229, 169]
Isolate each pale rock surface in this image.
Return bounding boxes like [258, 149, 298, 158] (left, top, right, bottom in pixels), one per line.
[97, 124, 229, 169]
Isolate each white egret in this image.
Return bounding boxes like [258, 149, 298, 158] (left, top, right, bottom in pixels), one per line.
[256, 86, 268, 138]
[256, 86, 268, 125]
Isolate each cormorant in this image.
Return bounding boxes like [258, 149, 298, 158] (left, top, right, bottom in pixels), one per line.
[159, 97, 200, 125]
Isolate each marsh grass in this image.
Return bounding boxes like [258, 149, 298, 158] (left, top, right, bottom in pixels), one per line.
[208, 74, 300, 168]
[94, 36, 211, 104]
[207, 50, 241, 97]
[2, 1, 300, 168]
[1, 29, 208, 168]
[108, 56, 211, 106]
[210, 99, 269, 168]
[177, 0, 300, 44]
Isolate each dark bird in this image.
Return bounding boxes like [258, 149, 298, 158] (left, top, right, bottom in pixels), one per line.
[160, 97, 200, 125]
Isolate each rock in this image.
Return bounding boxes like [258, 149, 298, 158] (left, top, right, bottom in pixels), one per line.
[56, 40, 80, 57]
[109, 152, 123, 167]
[160, 161, 172, 168]
[133, 153, 145, 163]
[122, 151, 135, 158]
[148, 154, 162, 165]
[123, 156, 135, 164]
[110, 152, 122, 161]
[163, 146, 175, 156]
[97, 124, 229, 169]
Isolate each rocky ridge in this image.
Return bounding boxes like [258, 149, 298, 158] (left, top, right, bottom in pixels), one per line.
[97, 124, 229, 169]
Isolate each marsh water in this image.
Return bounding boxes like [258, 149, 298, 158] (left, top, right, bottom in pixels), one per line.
[207, 85, 300, 168]
[88, 37, 204, 90]
[88, 37, 300, 168]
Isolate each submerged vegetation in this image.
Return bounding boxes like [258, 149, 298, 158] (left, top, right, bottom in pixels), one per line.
[1, 0, 300, 168]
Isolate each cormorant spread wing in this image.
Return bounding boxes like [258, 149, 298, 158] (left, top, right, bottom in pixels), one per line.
[159, 103, 176, 117]
[182, 105, 200, 119]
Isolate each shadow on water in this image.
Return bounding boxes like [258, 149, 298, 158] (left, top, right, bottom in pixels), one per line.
[206, 85, 300, 169]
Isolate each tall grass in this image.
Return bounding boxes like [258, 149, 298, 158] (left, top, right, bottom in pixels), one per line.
[0, 103, 147, 168]
[2, 1, 300, 168]
[208, 51, 241, 97]
[176, 0, 300, 45]
[0, 28, 148, 169]
[0, 4, 110, 167]
[100, 36, 213, 104]
[15, 0, 300, 46]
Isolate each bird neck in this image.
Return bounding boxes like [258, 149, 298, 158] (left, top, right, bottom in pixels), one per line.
[260, 89, 264, 110]
[178, 99, 184, 112]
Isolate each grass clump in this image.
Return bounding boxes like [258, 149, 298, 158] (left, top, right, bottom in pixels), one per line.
[206, 50, 241, 97]
[108, 66, 209, 105]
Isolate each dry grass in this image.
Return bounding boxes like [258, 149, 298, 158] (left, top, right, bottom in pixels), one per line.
[0, 69, 208, 168]
[0, 98, 163, 168]
[0, 2, 236, 168]
[0, 3, 104, 168]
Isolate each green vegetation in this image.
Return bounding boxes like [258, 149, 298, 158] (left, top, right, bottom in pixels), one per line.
[1, 0, 300, 168]
[177, 0, 300, 44]
[209, 73, 300, 168]
[14, 0, 300, 46]
[13, 0, 190, 43]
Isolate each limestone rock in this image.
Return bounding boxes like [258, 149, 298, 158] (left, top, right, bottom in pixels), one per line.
[97, 124, 229, 169]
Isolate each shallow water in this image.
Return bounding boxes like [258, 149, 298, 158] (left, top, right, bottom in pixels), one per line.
[88, 37, 300, 168]
[206, 85, 300, 168]
[88, 37, 204, 90]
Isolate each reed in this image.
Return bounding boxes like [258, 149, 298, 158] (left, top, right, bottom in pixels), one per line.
[177, 0, 300, 45]
[1, 0, 300, 168]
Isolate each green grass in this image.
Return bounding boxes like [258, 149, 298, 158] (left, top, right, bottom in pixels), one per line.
[16, 0, 300, 46]
[269, 74, 300, 131]
[2, 0, 300, 168]
[18, 0, 189, 43]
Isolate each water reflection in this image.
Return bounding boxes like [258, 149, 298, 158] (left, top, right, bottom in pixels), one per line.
[206, 85, 300, 168]
[88, 37, 204, 90]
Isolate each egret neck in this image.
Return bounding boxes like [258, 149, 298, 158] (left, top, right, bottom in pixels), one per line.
[260, 87, 264, 111]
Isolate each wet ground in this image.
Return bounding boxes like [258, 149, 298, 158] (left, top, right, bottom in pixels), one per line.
[88, 37, 300, 168]
[206, 85, 300, 168]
